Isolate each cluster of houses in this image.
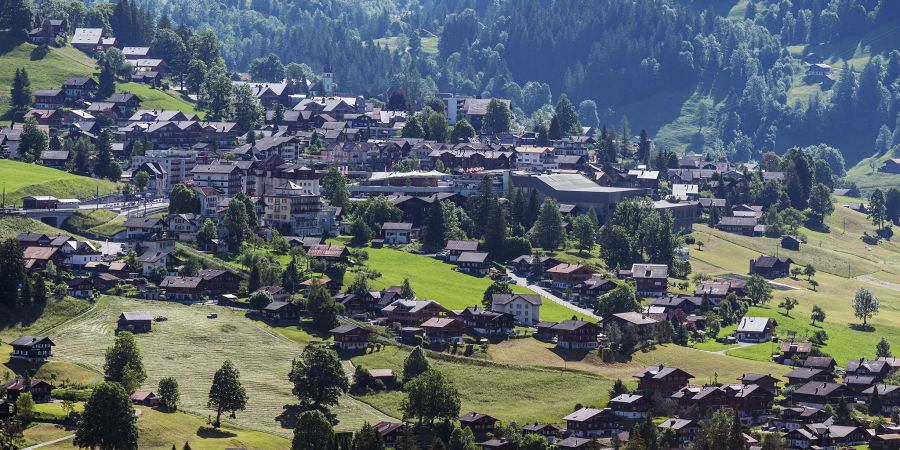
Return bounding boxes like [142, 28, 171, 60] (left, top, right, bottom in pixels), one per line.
[335, 359, 900, 449]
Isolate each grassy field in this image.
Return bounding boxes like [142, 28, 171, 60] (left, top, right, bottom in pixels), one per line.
[61, 210, 118, 233]
[488, 338, 787, 387]
[117, 82, 200, 117]
[362, 246, 595, 322]
[0, 160, 120, 206]
[0, 215, 73, 241]
[87, 215, 126, 238]
[0, 34, 95, 118]
[844, 151, 900, 195]
[351, 345, 611, 424]
[48, 296, 392, 436]
[26, 407, 292, 450]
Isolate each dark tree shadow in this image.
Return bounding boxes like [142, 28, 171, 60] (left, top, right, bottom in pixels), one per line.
[849, 323, 875, 332]
[196, 427, 237, 438]
[549, 347, 590, 362]
[277, 404, 339, 430]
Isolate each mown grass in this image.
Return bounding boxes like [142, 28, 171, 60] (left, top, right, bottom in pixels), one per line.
[0, 160, 120, 206]
[48, 296, 391, 436]
[0, 34, 94, 118]
[88, 215, 125, 238]
[0, 215, 72, 241]
[351, 345, 611, 424]
[362, 246, 595, 322]
[488, 338, 787, 387]
[117, 82, 201, 117]
[61, 210, 118, 233]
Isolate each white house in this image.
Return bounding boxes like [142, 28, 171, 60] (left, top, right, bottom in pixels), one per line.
[490, 293, 541, 325]
[382, 222, 413, 244]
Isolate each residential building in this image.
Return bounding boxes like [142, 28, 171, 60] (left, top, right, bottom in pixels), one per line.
[630, 264, 668, 297]
[632, 365, 693, 395]
[456, 251, 490, 276]
[330, 324, 371, 350]
[382, 222, 414, 244]
[491, 293, 541, 325]
[9, 336, 55, 362]
[551, 320, 600, 349]
[736, 317, 777, 342]
[749, 256, 793, 278]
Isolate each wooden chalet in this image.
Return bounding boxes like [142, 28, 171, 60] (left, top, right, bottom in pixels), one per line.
[736, 317, 777, 342]
[130, 390, 160, 407]
[307, 244, 350, 263]
[420, 317, 465, 343]
[459, 412, 498, 438]
[791, 381, 850, 408]
[551, 320, 600, 349]
[9, 336, 55, 362]
[456, 307, 514, 335]
[262, 301, 301, 322]
[4, 378, 54, 403]
[749, 256, 793, 278]
[546, 263, 595, 289]
[455, 251, 490, 276]
[330, 324, 371, 350]
[630, 264, 668, 297]
[381, 299, 449, 326]
[632, 365, 693, 395]
[117, 311, 153, 333]
[784, 367, 833, 386]
[657, 418, 700, 448]
[444, 240, 479, 262]
[563, 407, 626, 438]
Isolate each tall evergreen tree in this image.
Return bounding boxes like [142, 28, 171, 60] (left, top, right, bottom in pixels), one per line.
[10, 68, 32, 112]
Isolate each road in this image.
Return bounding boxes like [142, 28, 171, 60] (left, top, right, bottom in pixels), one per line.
[505, 270, 602, 321]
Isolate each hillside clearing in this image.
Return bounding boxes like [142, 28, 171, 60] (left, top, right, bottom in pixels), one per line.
[117, 82, 201, 117]
[845, 151, 900, 195]
[351, 345, 611, 424]
[0, 160, 120, 206]
[48, 297, 391, 436]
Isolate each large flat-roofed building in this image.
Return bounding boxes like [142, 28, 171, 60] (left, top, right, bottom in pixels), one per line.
[507, 172, 647, 220]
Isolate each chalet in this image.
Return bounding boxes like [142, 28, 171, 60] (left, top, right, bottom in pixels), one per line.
[105, 93, 142, 113]
[786, 423, 869, 449]
[67, 277, 95, 298]
[780, 341, 813, 364]
[22, 195, 59, 209]
[630, 264, 668, 297]
[649, 295, 703, 315]
[159, 276, 203, 301]
[456, 307, 514, 335]
[330, 324, 371, 350]
[130, 390, 160, 407]
[382, 222, 414, 244]
[546, 263, 595, 289]
[124, 216, 165, 240]
[534, 321, 558, 340]
[487, 293, 543, 326]
[804, 356, 837, 372]
[480, 438, 515, 450]
[9, 336, 55, 362]
[845, 374, 877, 394]
[846, 358, 892, 382]
[23, 246, 65, 272]
[254, 286, 289, 303]
[262, 301, 301, 322]
[657, 418, 700, 448]
[122, 46, 150, 60]
[521, 423, 564, 443]
[606, 312, 663, 340]
[717, 216, 761, 236]
[769, 406, 831, 431]
[739, 373, 780, 395]
[695, 280, 746, 300]
[138, 250, 175, 276]
[198, 269, 242, 296]
[381, 299, 449, 326]
[509, 254, 561, 275]
[563, 407, 626, 438]
[4, 379, 54, 403]
[671, 385, 729, 417]
[456, 251, 490, 276]
[723, 383, 777, 425]
[33, 89, 66, 109]
[420, 317, 465, 343]
[459, 412, 498, 438]
[62, 76, 97, 99]
[792, 382, 850, 408]
[374, 422, 405, 447]
[551, 320, 600, 349]
[39, 150, 69, 169]
[879, 158, 900, 174]
[749, 256, 793, 278]
[862, 384, 900, 415]
[608, 393, 650, 420]
[633, 365, 693, 395]
[554, 437, 595, 449]
[444, 240, 479, 262]
[574, 279, 617, 302]
[307, 244, 350, 263]
[335, 293, 366, 316]
[736, 317, 777, 342]
[117, 312, 153, 334]
[781, 235, 802, 251]
[785, 368, 833, 386]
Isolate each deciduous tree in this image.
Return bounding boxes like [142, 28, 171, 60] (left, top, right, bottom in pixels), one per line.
[207, 360, 247, 428]
[291, 410, 333, 450]
[402, 369, 460, 426]
[75, 382, 139, 450]
[288, 344, 349, 408]
[853, 288, 879, 327]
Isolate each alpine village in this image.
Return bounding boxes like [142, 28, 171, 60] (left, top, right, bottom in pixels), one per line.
[0, 0, 899, 449]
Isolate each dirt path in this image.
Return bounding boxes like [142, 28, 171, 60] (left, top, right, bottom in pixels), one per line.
[855, 274, 900, 292]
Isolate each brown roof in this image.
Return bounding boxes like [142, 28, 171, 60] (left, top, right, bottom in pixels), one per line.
[308, 244, 347, 258]
[445, 240, 479, 252]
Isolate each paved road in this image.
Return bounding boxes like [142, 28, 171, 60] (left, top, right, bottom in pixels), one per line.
[505, 270, 601, 321]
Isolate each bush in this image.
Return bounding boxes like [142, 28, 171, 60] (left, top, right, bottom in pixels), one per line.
[51, 388, 93, 402]
[30, 44, 50, 60]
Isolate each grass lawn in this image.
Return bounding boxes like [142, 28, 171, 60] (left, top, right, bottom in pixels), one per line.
[0, 160, 120, 206]
[0, 35, 94, 118]
[21, 423, 75, 448]
[48, 296, 391, 436]
[88, 215, 126, 237]
[33, 401, 84, 420]
[351, 345, 611, 424]
[362, 246, 595, 322]
[117, 82, 201, 117]
[61, 210, 118, 233]
[845, 151, 900, 196]
[0, 215, 74, 241]
[488, 338, 787, 387]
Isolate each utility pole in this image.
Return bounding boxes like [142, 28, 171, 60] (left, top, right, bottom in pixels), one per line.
[96, 183, 100, 210]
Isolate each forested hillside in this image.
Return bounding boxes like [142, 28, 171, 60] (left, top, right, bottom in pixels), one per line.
[97, 0, 898, 164]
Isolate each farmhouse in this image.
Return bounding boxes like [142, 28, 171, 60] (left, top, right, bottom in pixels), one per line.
[791, 382, 849, 408]
[381, 299, 449, 325]
[455, 251, 490, 276]
[444, 240, 479, 262]
[551, 320, 600, 349]
[633, 365, 693, 395]
[784, 368, 833, 386]
[491, 293, 541, 325]
[736, 317, 777, 342]
[117, 312, 153, 333]
[420, 317, 465, 343]
[546, 263, 595, 289]
[563, 407, 626, 438]
[4, 379, 54, 403]
[749, 256, 793, 278]
[509, 254, 561, 275]
[9, 336, 55, 362]
[262, 301, 301, 322]
[779, 341, 813, 364]
[608, 393, 650, 420]
[330, 324, 371, 350]
[459, 412, 498, 438]
[606, 312, 663, 340]
[630, 264, 668, 297]
[382, 222, 414, 244]
[307, 244, 350, 263]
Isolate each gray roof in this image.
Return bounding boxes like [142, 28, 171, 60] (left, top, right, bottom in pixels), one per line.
[10, 336, 54, 347]
[120, 311, 153, 322]
[631, 264, 667, 279]
[737, 317, 774, 333]
[491, 293, 541, 306]
[456, 251, 489, 263]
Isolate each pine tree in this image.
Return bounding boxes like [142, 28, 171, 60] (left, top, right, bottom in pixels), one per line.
[11, 68, 32, 112]
[532, 198, 564, 250]
[98, 61, 116, 98]
[422, 200, 447, 250]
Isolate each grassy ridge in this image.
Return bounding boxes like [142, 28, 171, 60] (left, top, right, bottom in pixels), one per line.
[0, 215, 72, 241]
[0, 35, 95, 118]
[117, 82, 201, 117]
[61, 210, 118, 232]
[0, 160, 120, 206]
[844, 151, 900, 195]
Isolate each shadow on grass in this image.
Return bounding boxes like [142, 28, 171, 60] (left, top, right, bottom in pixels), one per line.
[197, 426, 237, 439]
[549, 347, 591, 362]
[3, 355, 46, 377]
[0, 32, 23, 56]
[0, 303, 50, 332]
[849, 323, 876, 332]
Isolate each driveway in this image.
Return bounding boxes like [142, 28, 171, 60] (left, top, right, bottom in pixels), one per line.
[506, 270, 601, 321]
